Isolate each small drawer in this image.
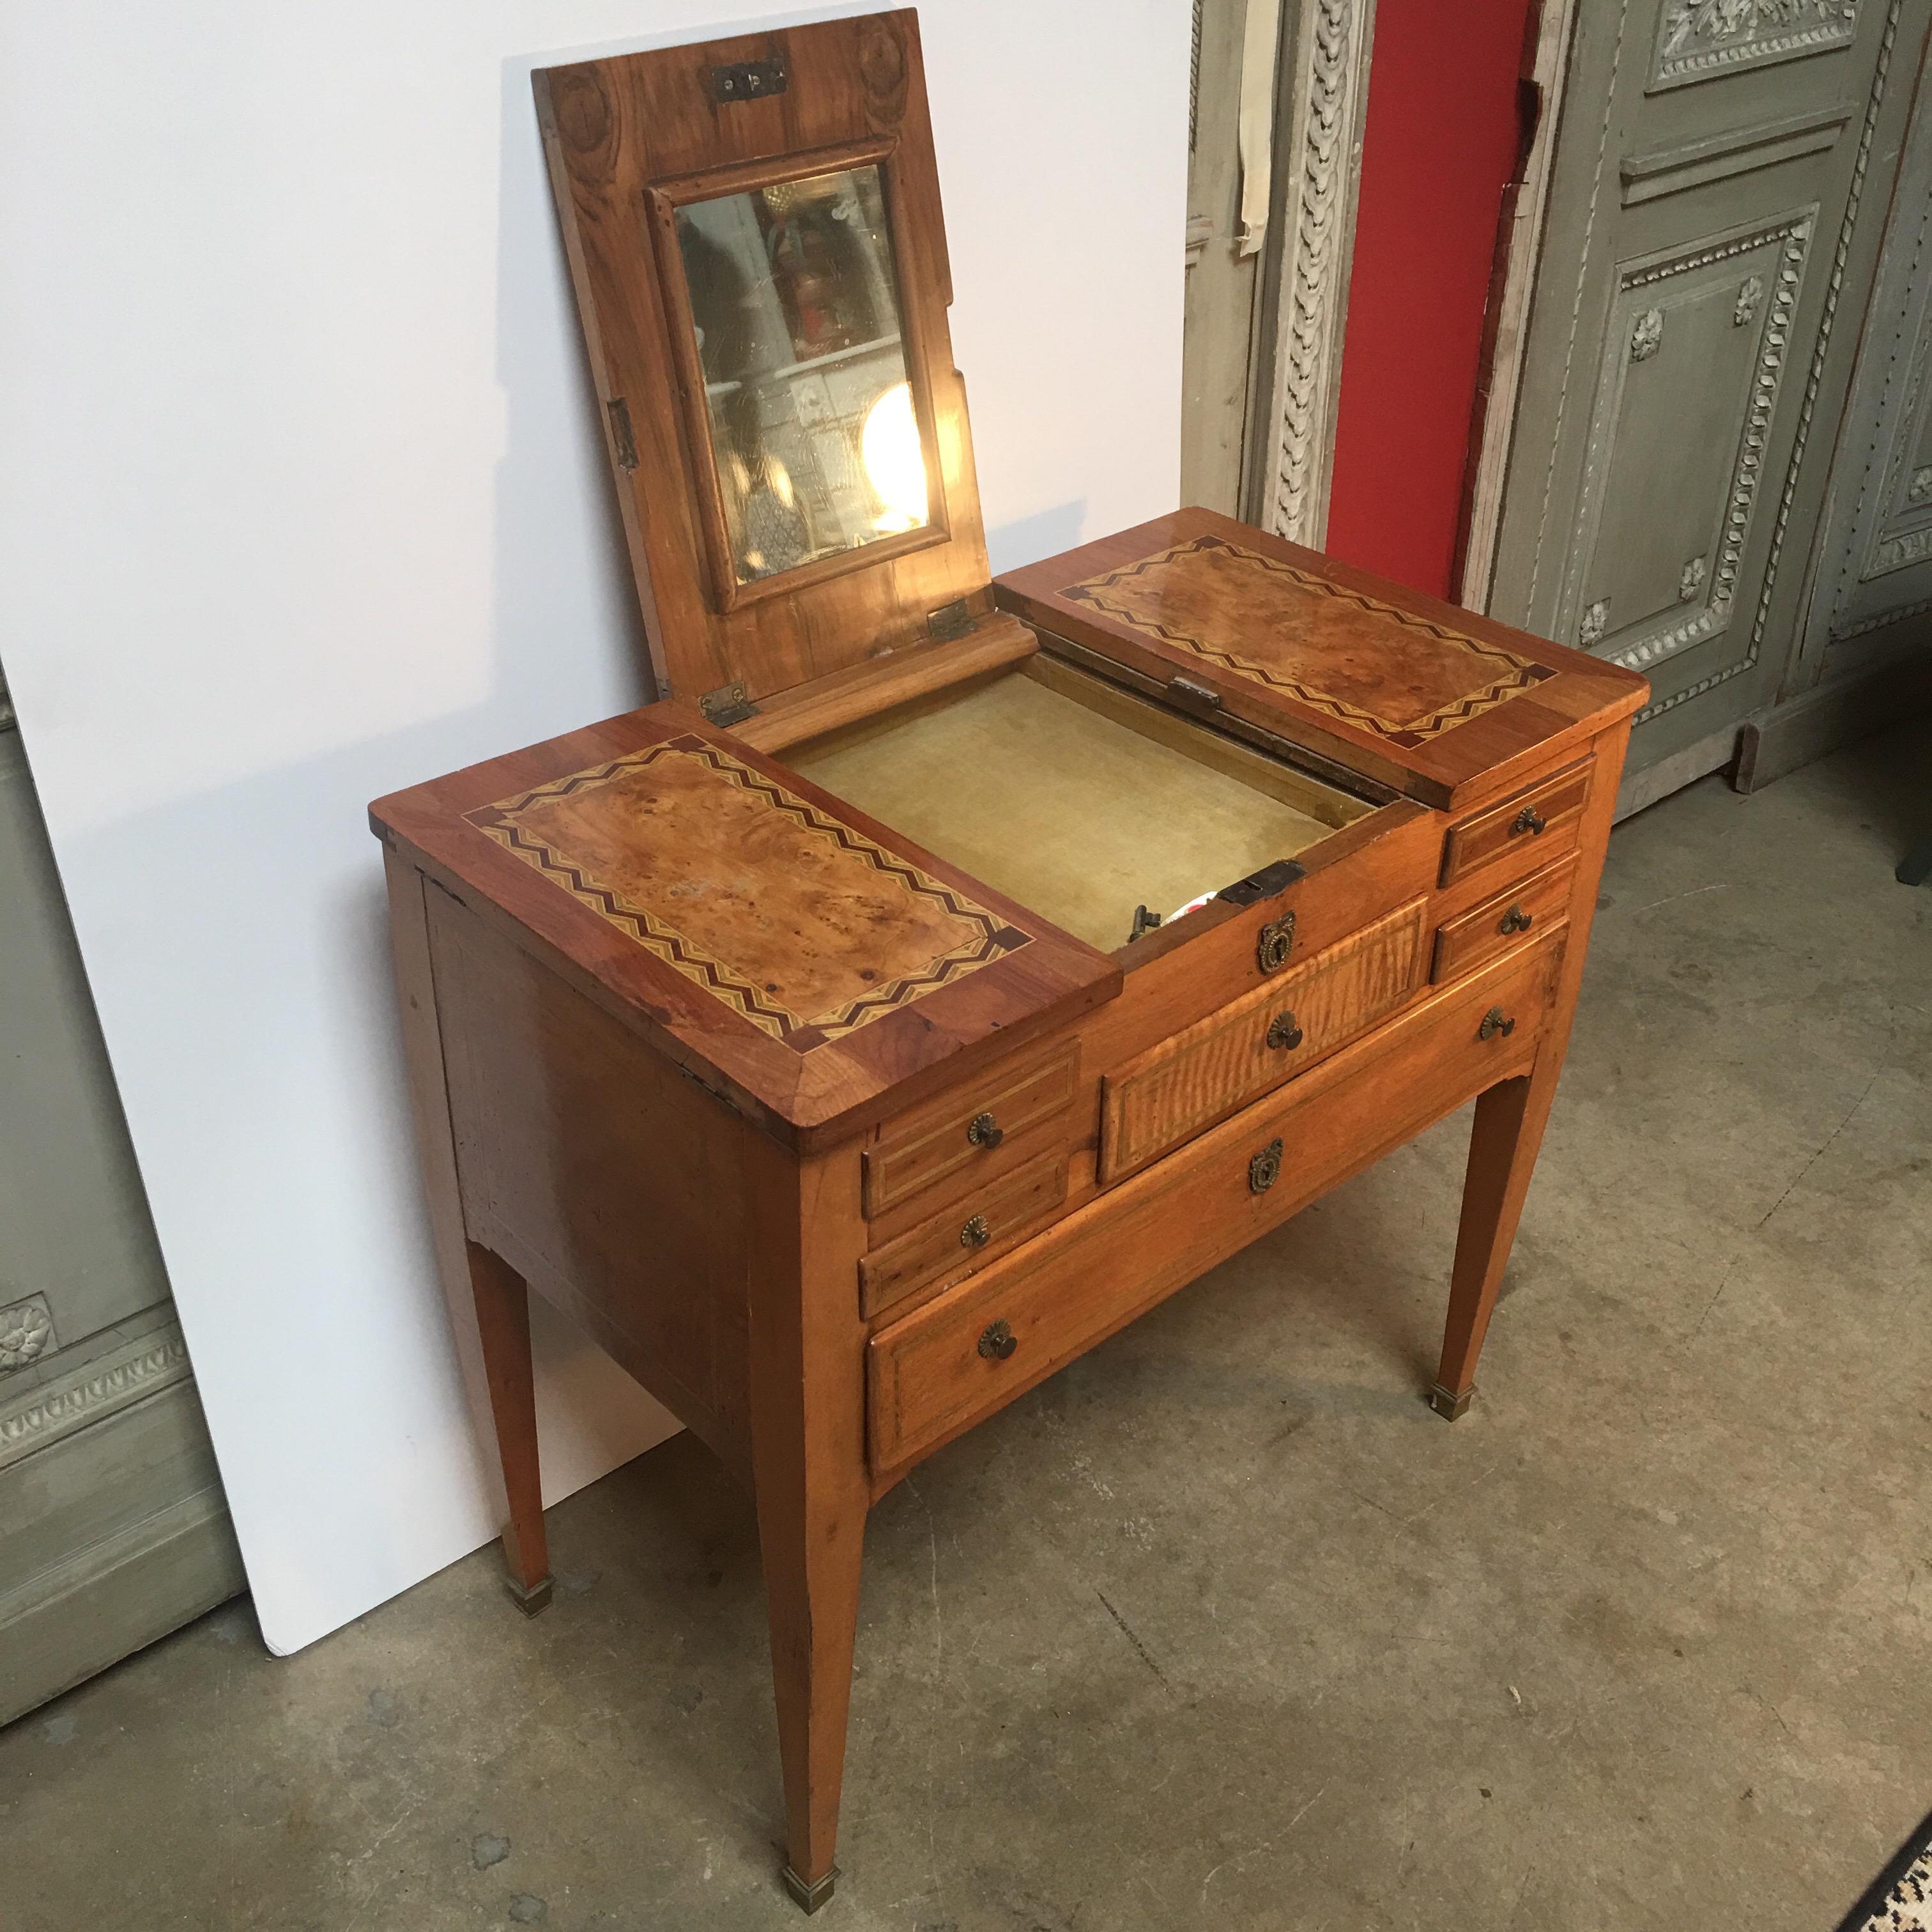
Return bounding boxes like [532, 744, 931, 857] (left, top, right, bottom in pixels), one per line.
[867, 939, 1561, 1473]
[1430, 852, 1577, 984]
[1098, 898, 1426, 1183]
[862, 1039, 1080, 1225]
[859, 1149, 1069, 1319]
[1439, 756, 1592, 888]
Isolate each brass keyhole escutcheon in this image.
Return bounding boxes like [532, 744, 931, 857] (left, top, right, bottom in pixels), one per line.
[1498, 903, 1533, 936]
[1257, 908, 1296, 974]
[960, 1212, 992, 1249]
[966, 1111, 1003, 1149]
[1478, 1006, 1517, 1041]
[1266, 1011, 1304, 1052]
[977, 1317, 1016, 1360]
[1248, 1137, 1284, 1194]
[1511, 804, 1547, 838]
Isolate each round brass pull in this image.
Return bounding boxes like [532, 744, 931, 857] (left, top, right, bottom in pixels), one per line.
[1478, 1006, 1517, 1041]
[1266, 1011, 1304, 1052]
[960, 1212, 992, 1249]
[1498, 903, 1533, 936]
[977, 1317, 1016, 1360]
[1511, 804, 1547, 838]
[966, 1111, 1004, 1149]
[1248, 1137, 1284, 1194]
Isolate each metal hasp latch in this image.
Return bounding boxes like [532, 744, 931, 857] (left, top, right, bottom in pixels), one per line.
[1217, 858, 1304, 907]
[710, 56, 788, 101]
[698, 682, 760, 728]
[1166, 673, 1223, 712]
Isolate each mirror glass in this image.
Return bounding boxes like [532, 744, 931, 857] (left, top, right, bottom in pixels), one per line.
[675, 164, 931, 585]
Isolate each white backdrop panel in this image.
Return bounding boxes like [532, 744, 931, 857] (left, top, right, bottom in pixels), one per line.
[0, 0, 1185, 1654]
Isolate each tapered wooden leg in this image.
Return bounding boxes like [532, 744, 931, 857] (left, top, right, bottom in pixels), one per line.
[758, 1483, 866, 1912]
[465, 1240, 552, 1613]
[1429, 1069, 1556, 1419]
[744, 1140, 871, 1912]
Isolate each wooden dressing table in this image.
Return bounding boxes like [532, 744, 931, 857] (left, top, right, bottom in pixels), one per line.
[370, 12, 1646, 1911]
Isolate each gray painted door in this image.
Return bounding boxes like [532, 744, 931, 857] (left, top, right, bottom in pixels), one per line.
[1182, 0, 1274, 514]
[0, 669, 243, 1723]
[1790, 54, 1932, 691]
[1487, 0, 1931, 778]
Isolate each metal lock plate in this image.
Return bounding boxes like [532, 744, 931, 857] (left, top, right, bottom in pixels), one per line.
[1256, 908, 1296, 974]
[1248, 1138, 1284, 1194]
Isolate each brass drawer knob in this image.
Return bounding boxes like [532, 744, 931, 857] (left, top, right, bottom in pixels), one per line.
[977, 1317, 1016, 1360]
[965, 1111, 1003, 1149]
[1266, 1011, 1304, 1052]
[960, 1212, 992, 1248]
[1248, 1137, 1284, 1194]
[1256, 908, 1296, 974]
[1498, 903, 1533, 936]
[1478, 1006, 1517, 1041]
[1511, 804, 1547, 838]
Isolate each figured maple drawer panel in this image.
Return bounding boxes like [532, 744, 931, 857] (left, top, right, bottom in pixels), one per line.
[862, 1039, 1080, 1225]
[859, 1149, 1069, 1320]
[1096, 898, 1426, 1184]
[1430, 851, 1577, 985]
[1439, 755, 1592, 888]
[868, 938, 1561, 1473]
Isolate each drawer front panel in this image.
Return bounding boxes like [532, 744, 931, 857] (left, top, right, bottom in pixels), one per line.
[860, 1149, 1070, 1319]
[869, 939, 1560, 1473]
[1098, 898, 1426, 1183]
[1430, 852, 1577, 985]
[1439, 756, 1591, 888]
[863, 1039, 1080, 1225]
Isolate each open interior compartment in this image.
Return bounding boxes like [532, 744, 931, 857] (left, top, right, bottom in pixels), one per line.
[783, 652, 1376, 952]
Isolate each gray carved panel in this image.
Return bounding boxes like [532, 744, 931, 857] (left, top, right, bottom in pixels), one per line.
[1649, 0, 1864, 92]
[1797, 59, 1932, 672]
[1559, 210, 1814, 673]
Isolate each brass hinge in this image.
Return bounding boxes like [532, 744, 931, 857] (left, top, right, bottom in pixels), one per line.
[606, 397, 639, 471]
[698, 681, 759, 728]
[927, 599, 974, 643]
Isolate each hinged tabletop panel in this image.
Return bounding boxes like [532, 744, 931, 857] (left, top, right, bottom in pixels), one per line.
[372, 706, 1119, 1149]
[535, 10, 992, 714]
[996, 509, 1649, 809]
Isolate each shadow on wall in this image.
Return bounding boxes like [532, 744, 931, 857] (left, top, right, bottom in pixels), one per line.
[988, 502, 1088, 578]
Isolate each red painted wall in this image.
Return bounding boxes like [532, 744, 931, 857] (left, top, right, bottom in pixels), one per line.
[1322, 0, 1536, 599]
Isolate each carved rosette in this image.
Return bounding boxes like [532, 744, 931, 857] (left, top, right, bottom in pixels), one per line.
[0, 1296, 56, 1371]
[1679, 554, 1709, 601]
[1579, 598, 1611, 647]
[1734, 275, 1766, 326]
[1630, 309, 1665, 362]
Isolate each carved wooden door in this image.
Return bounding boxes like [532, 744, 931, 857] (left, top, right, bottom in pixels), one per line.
[0, 669, 243, 1723]
[1485, 0, 1932, 786]
[1787, 54, 1932, 696]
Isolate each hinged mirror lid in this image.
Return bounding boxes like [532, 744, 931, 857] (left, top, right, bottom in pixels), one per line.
[535, 10, 991, 713]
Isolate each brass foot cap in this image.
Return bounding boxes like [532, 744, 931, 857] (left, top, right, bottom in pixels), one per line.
[781, 1865, 839, 1913]
[505, 1574, 554, 1616]
[1427, 1383, 1474, 1422]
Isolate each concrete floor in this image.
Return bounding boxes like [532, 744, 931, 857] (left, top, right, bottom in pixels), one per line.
[7, 724, 1929, 1932]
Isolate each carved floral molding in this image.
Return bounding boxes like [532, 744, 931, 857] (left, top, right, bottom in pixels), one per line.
[1652, 0, 1863, 91]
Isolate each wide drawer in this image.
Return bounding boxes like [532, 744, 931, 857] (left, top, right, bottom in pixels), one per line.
[1439, 755, 1591, 889]
[859, 1149, 1069, 1319]
[1098, 898, 1426, 1183]
[1430, 851, 1577, 984]
[868, 937, 1561, 1473]
[862, 1038, 1080, 1226]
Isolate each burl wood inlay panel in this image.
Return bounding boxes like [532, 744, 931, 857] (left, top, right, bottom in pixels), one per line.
[1062, 534, 1554, 746]
[467, 737, 1030, 1050]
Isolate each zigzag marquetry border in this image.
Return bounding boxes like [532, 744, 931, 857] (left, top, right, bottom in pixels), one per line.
[467, 739, 1026, 1051]
[1062, 535, 1551, 746]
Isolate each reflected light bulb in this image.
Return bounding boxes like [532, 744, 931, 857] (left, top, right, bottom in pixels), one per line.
[861, 382, 928, 533]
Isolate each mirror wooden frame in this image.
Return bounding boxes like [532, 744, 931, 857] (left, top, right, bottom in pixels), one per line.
[644, 136, 951, 614]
